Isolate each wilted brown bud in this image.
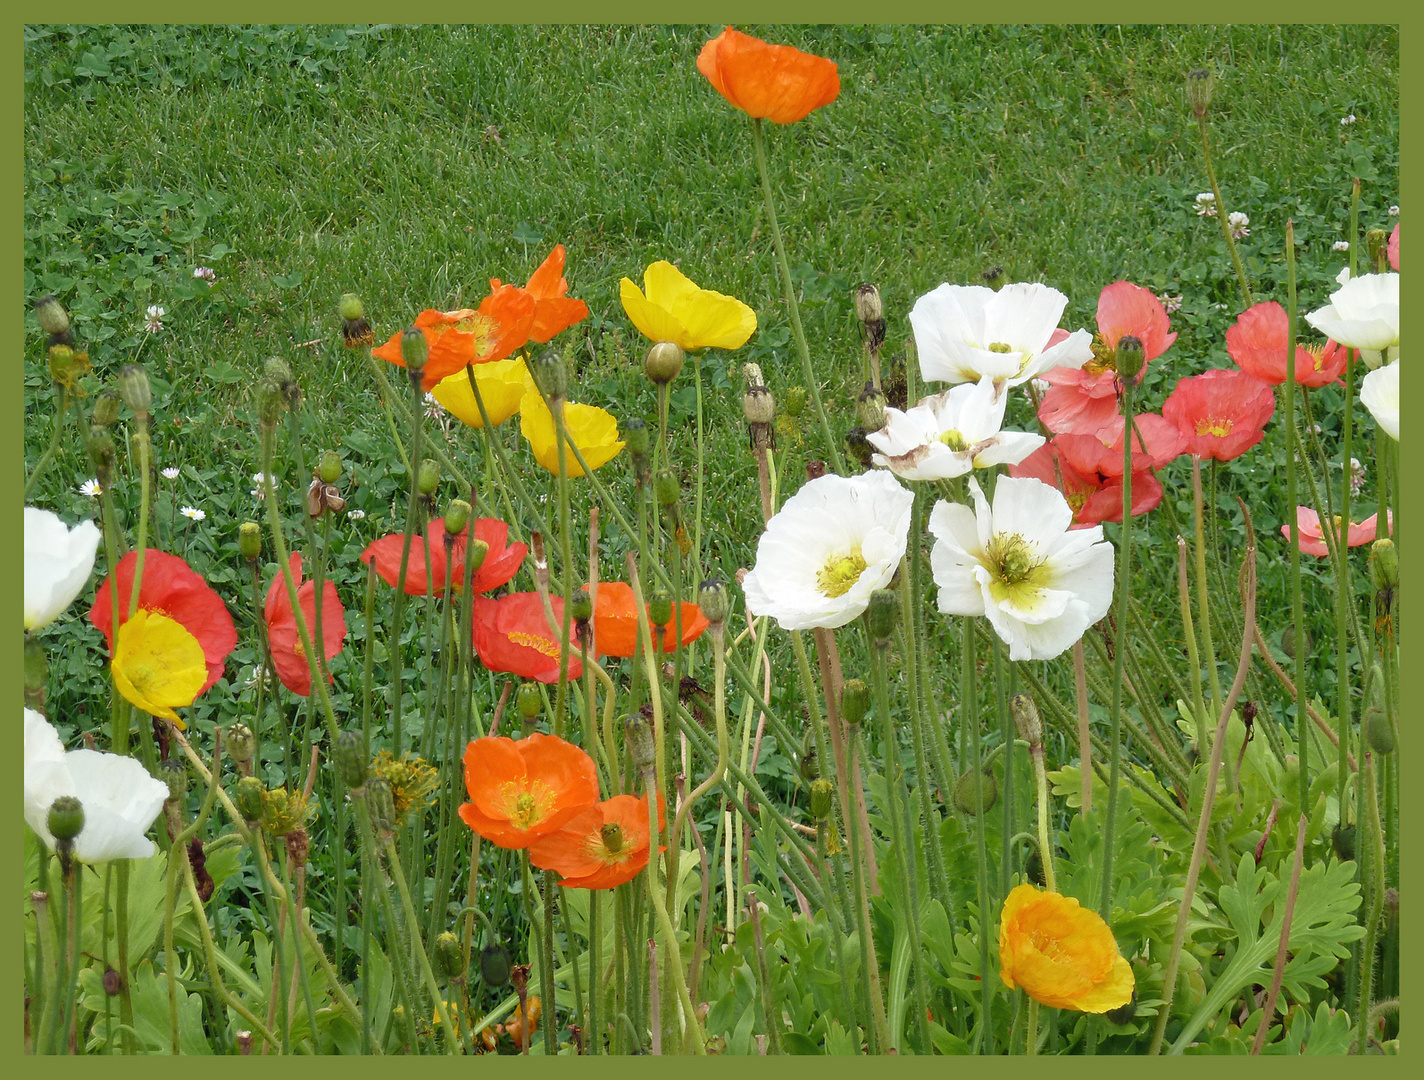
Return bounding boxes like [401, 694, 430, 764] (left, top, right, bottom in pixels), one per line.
[285, 827, 310, 868]
[857, 382, 887, 432]
[854, 283, 883, 324]
[1186, 68, 1215, 119]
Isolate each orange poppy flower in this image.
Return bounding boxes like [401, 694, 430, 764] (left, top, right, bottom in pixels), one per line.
[472, 593, 583, 683]
[584, 581, 709, 659]
[264, 553, 346, 697]
[529, 793, 666, 890]
[459, 733, 599, 849]
[372, 285, 537, 391]
[697, 27, 840, 124]
[998, 884, 1134, 1013]
[489, 245, 589, 345]
[361, 517, 526, 597]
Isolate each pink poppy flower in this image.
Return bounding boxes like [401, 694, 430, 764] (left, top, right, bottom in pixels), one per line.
[1009, 437, 1164, 528]
[1226, 301, 1348, 387]
[1387, 223, 1399, 271]
[1162, 369, 1275, 462]
[1284, 507, 1391, 557]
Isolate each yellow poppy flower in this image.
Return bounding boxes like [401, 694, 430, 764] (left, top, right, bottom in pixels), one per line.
[518, 391, 625, 477]
[430, 356, 537, 429]
[111, 609, 208, 727]
[619, 261, 757, 351]
[998, 883, 1134, 1013]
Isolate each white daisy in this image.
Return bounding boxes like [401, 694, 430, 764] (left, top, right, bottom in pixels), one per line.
[78, 479, 102, 498]
[867, 378, 1044, 482]
[180, 506, 206, 522]
[161, 466, 181, 480]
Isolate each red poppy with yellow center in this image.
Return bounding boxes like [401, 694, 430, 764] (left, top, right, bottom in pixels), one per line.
[1162, 368, 1275, 462]
[473, 593, 584, 683]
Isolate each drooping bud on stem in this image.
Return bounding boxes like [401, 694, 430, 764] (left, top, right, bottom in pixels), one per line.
[625, 712, 657, 775]
[35, 294, 74, 345]
[952, 767, 998, 816]
[480, 942, 512, 986]
[809, 778, 835, 822]
[433, 931, 465, 983]
[400, 327, 428, 384]
[866, 588, 900, 647]
[643, 341, 685, 385]
[841, 679, 871, 729]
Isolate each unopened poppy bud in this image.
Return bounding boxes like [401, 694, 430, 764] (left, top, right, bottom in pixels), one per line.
[648, 591, 673, 629]
[1365, 707, 1395, 754]
[743, 385, 776, 425]
[1115, 335, 1145, 382]
[952, 767, 999, 816]
[1369, 538, 1398, 592]
[785, 386, 808, 417]
[400, 327, 428, 378]
[118, 363, 152, 418]
[1186, 68, 1214, 119]
[809, 778, 835, 821]
[624, 418, 650, 456]
[1367, 228, 1388, 270]
[334, 731, 367, 790]
[444, 498, 471, 536]
[318, 450, 343, 484]
[517, 682, 543, 720]
[467, 539, 488, 573]
[227, 723, 256, 767]
[86, 425, 116, 477]
[529, 348, 568, 402]
[338, 292, 366, 323]
[982, 265, 1006, 291]
[480, 943, 512, 987]
[697, 578, 730, 626]
[1281, 624, 1311, 661]
[91, 388, 122, 428]
[857, 382, 887, 432]
[434, 931, 464, 983]
[1010, 692, 1043, 748]
[366, 775, 397, 833]
[35, 294, 72, 340]
[625, 713, 657, 774]
[238, 522, 262, 562]
[159, 758, 188, 802]
[235, 776, 266, 823]
[286, 827, 310, 868]
[1330, 822, 1356, 863]
[417, 459, 440, 496]
[643, 341, 685, 385]
[854, 283, 883, 324]
[570, 591, 593, 623]
[654, 469, 680, 508]
[263, 357, 300, 408]
[48, 796, 85, 844]
[845, 427, 873, 468]
[257, 376, 285, 428]
[1024, 842, 1045, 885]
[798, 732, 819, 783]
[841, 679, 871, 728]
[866, 588, 899, 646]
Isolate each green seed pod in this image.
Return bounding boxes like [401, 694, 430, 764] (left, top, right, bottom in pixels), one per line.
[444, 498, 471, 537]
[1330, 822, 1356, 863]
[529, 348, 568, 402]
[648, 591, 673, 629]
[1281, 624, 1311, 661]
[256, 376, 285, 428]
[227, 723, 256, 767]
[866, 588, 900, 646]
[480, 942, 512, 987]
[263, 357, 300, 408]
[643, 341, 685, 385]
[1116, 335, 1145, 383]
[1365, 707, 1395, 754]
[1010, 693, 1043, 748]
[1186, 68, 1214, 119]
[238, 522, 262, 562]
[235, 776, 266, 824]
[85, 425, 116, 478]
[334, 731, 367, 790]
[697, 577, 731, 626]
[570, 591, 593, 623]
[785, 386, 808, 418]
[841, 679, 871, 728]
[91, 388, 123, 428]
[857, 382, 887, 432]
[159, 759, 189, 803]
[318, 450, 343, 484]
[1370, 538, 1398, 593]
[433, 931, 465, 983]
[625, 713, 657, 775]
[743, 384, 775, 425]
[417, 459, 440, 496]
[366, 776, 397, 833]
[118, 364, 152, 418]
[654, 469, 680, 508]
[338, 292, 366, 322]
[952, 768, 998, 816]
[517, 682, 543, 720]
[34, 294, 72, 339]
[48, 796, 85, 843]
[624, 418, 650, 456]
[400, 327, 428, 378]
[809, 778, 835, 822]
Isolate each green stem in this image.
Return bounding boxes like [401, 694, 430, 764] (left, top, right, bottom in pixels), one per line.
[1196, 114, 1254, 308]
[1283, 220, 1309, 830]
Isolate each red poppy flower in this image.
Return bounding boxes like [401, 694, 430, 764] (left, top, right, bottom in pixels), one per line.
[361, 517, 526, 597]
[459, 733, 600, 849]
[1226, 301, 1348, 387]
[1284, 507, 1391, 557]
[473, 592, 583, 683]
[372, 286, 538, 391]
[1009, 437, 1165, 528]
[1162, 369, 1276, 462]
[529, 793, 666, 889]
[1038, 282, 1178, 437]
[584, 581, 709, 659]
[90, 549, 238, 695]
[697, 27, 839, 125]
[489, 245, 589, 345]
[264, 553, 346, 697]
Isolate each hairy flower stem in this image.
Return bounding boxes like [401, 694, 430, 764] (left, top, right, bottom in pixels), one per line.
[1177, 541, 1212, 757]
[1191, 458, 1225, 727]
[750, 117, 844, 474]
[1355, 751, 1387, 1054]
[351, 796, 420, 1051]
[1283, 221, 1310, 824]
[1195, 112, 1254, 308]
[1072, 643, 1093, 814]
[843, 722, 891, 1054]
[551, 396, 576, 737]
[961, 615, 994, 1054]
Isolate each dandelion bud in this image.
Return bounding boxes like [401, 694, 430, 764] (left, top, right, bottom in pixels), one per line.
[1186, 68, 1215, 119]
[256, 376, 285, 428]
[982, 265, 1006, 291]
[414, 462, 440, 500]
[517, 682, 542, 721]
[159, 758, 189, 802]
[35, 294, 72, 341]
[48, 796, 85, 844]
[648, 591, 673, 629]
[367, 775, 397, 834]
[654, 469, 681, 508]
[317, 450, 343, 484]
[529, 348, 568, 402]
[1115, 335, 1145, 383]
[444, 498, 471, 537]
[845, 427, 874, 468]
[624, 417, 650, 456]
[1367, 227, 1388, 270]
[1365, 707, 1395, 754]
[434, 931, 465, 983]
[1330, 822, 1356, 863]
[235, 776, 266, 823]
[857, 382, 887, 432]
[854, 283, 883, 324]
[841, 679, 871, 728]
[334, 731, 367, 790]
[400, 327, 428, 379]
[570, 591, 593, 623]
[785, 386, 808, 417]
[1281, 624, 1311, 661]
[238, 522, 262, 562]
[643, 341, 685, 385]
[1010, 692, 1043, 748]
[625, 712, 657, 774]
[480, 942, 512, 987]
[952, 768, 998, 816]
[285, 826, 310, 868]
[743, 384, 775, 425]
[1369, 538, 1398, 592]
[118, 363, 152, 418]
[866, 588, 900, 646]
[263, 357, 300, 409]
[85, 424, 116, 479]
[91, 388, 122, 428]
[809, 778, 835, 821]
[698, 577, 731, 626]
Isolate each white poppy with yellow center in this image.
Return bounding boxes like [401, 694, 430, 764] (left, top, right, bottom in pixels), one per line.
[867, 378, 1045, 481]
[743, 471, 913, 631]
[929, 476, 1113, 661]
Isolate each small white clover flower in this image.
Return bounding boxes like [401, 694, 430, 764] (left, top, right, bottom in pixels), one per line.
[162, 466, 181, 480]
[1161, 294, 1183, 314]
[1348, 457, 1366, 495]
[1340, 114, 1357, 126]
[1333, 241, 1352, 253]
[1228, 211, 1251, 239]
[251, 472, 272, 498]
[180, 506, 206, 522]
[347, 509, 366, 520]
[144, 305, 166, 333]
[79, 479, 103, 498]
[1195, 192, 1218, 217]
[193, 266, 217, 283]
[1389, 205, 1400, 217]
[244, 664, 273, 690]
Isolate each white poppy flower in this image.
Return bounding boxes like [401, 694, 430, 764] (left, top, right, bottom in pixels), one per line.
[24, 708, 168, 863]
[1305, 272, 1399, 368]
[24, 507, 101, 631]
[743, 471, 914, 631]
[867, 378, 1044, 481]
[909, 282, 1093, 393]
[928, 476, 1114, 661]
[1360, 360, 1399, 441]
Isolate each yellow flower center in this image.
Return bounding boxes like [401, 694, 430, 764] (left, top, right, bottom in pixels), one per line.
[509, 630, 561, 659]
[984, 533, 1051, 608]
[816, 547, 868, 599]
[987, 342, 1013, 353]
[499, 781, 556, 830]
[1066, 491, 1088, 514]
[1305, 344, 1326, 372]
[451, 312, 499, 354]
[293, 639, 307, 660]
[1083, 335, 1117, 376]
[1195, 416, 1233, 437]
[938, 428, 969, 451]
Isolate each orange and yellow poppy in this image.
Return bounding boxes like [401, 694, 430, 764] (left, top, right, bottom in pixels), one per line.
[585, 581, 708, 659]
[372, 285, 537, 391]
[459, 733, 599, 849]
[529, 793, 665, 890]
[697, 27, 840, 125]
[998, 884, 1134, 1013]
